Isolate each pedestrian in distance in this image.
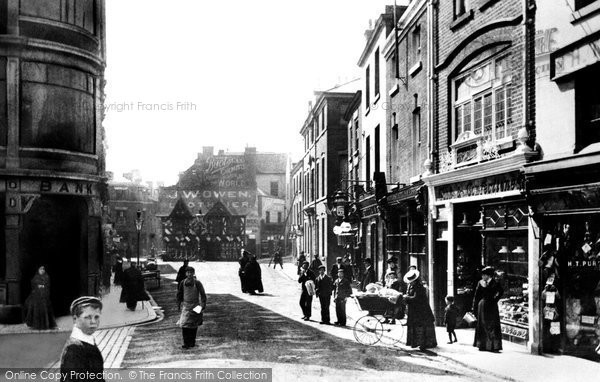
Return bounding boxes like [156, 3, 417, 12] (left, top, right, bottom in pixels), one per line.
[472, 266, 503, 352]
[404, 269, 437, 350]
[298, 261, 316, 321]
[60, 296, 104, 382]
[112, 255, 124, 286]
[268, 248, 283, 269]
[119, 261, 149, 311]
[330, 256, 351, 281]
[359, 258, 376, 292]
[333, 269, 353, 326]
[175, 259, 189, 285]
[177, 266, 207, 349]
[238, 250, 251, 293]
[244, 255, 264, 295]
[309, 255, 322, 274]
[23, 265, 57, 330]
[315, 265, 333, 325]
[297, 251, 306, 275]
[444, 295, 459, 344]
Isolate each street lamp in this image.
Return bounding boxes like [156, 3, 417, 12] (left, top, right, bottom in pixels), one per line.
[135, 209, 144, 266]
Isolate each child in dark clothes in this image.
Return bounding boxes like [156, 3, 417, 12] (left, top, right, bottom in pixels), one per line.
[444, 295, 459, 344]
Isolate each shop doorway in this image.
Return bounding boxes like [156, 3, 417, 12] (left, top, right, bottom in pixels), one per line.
[20, 197, 87, 316]
[433, 241, 448, 325]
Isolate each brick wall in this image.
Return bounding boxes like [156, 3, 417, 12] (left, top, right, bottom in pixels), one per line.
[386, 6, 429, 184]
[434, 0, 525, 170]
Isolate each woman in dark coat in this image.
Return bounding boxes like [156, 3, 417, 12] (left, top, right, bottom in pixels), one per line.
[119, 262, 150, 311]
[403, 269, 437, 349]
[113, 255, 124, 286]
[472, 266, 503, 352]
[24, 265, 57, 330]
[244, 256, 263, 295]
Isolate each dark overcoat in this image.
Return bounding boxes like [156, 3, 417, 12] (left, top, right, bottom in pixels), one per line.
[119, 266, 150, 303]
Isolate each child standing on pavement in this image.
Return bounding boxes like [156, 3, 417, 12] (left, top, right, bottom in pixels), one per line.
[444, 295, 459, 344]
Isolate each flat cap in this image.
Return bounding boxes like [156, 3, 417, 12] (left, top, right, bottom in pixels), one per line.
[70, 296, 102, 315]
[318, 264, 326, 270]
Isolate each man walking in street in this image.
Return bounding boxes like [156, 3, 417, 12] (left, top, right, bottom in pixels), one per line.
[298, 261, 316, 321]
[333, 269, 353, 326]
[177, 266, 207, 349]
[60, 296, 105, 382]
[315, 264, 333, 325]
[268, 248, 283, 269]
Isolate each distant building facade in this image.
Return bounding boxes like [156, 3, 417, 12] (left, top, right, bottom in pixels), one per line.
[158, 147, 286, 259]
[106, 172, 161, 262]
[299, 92, 354, 270]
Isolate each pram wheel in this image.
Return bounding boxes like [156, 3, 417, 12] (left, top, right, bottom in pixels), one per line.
[353, 315, 384, 345]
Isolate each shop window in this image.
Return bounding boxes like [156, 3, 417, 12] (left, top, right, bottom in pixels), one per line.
[542, 217, 600, 360]
[453, 55, 513, 143]
[575, 66, 600, 152]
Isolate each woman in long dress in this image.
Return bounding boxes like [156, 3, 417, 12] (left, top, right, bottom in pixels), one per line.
[24, 266, 57, 330]
[244, 256, 264, 295]
[403, 269, 437, 350]
[472, 266, 503, 352]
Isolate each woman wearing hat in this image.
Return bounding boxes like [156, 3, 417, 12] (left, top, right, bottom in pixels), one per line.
[472, 266, 503, 352]
[403, 269, 437, 350]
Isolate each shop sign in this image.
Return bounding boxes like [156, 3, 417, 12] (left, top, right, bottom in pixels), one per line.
[567, 259, 600, 269]
[436, 174, 521, 201]
[501, 322, 528, 340]
[551, 33, 600, 80]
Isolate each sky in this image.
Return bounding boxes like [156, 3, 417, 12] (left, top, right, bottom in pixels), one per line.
[104, 0, 405, 185]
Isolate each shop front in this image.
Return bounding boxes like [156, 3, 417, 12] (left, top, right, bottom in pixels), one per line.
[525, 155, 600, 361]
[385, 182, 428, 289]
[425, 160, 533, 344]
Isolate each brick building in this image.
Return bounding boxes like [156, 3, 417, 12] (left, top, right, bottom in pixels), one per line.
[423, 0, 537, 347]
[0, 1, 108, 323]
[382, 0, 431, 294]
[299, 92, 354, 270]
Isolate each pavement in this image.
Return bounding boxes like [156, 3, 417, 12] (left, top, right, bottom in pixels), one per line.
[0, 281, 158, 368]
[1, 259, 598, 381]
[268, 260, 600, 382]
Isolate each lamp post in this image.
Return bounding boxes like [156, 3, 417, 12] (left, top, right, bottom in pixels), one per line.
[135, 209, 144, 266]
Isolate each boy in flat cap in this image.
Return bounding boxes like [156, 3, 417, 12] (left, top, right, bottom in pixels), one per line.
[60, 296, 104, 381]
[314, 264, 333, 324]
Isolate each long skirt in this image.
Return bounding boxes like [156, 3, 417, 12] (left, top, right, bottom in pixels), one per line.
[473, 300, 503, 351]
[406, 323, 437, 349]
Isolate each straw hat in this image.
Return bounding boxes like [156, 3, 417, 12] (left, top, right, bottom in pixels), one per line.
[403, 269, 420, 284]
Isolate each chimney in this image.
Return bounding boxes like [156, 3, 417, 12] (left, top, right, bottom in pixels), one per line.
[244, 146, 257, 154]
[203, 146, 214, 156]
[218, 149, 225, 155]
[364, 19, 373, 41]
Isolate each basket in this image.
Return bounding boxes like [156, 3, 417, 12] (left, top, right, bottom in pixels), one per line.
[355, 295, 390, 315]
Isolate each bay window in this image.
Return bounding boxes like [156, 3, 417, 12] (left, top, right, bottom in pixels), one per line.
[453, 55, 513, 143]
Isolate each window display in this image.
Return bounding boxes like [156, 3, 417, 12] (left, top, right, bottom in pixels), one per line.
[544, 218, 600, 361]
[485, 235, 529, 342]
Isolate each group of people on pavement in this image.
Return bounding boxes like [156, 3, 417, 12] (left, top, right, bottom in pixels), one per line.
[298, 258, 353, 326]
